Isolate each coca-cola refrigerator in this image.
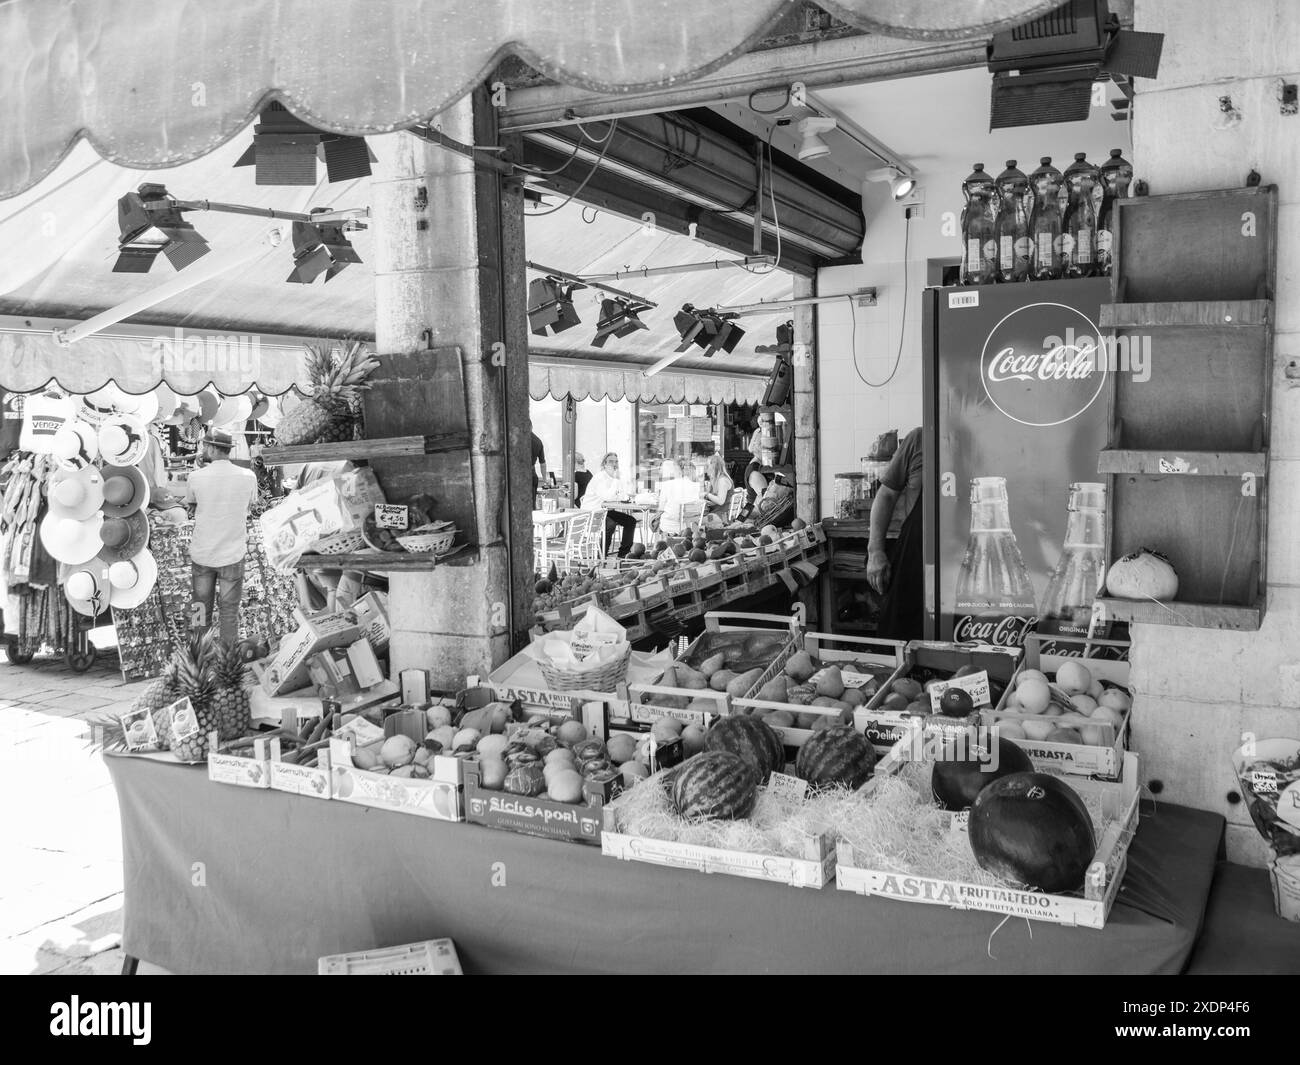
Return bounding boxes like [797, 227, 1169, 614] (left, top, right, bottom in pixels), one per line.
[921, 277, 1124, 656]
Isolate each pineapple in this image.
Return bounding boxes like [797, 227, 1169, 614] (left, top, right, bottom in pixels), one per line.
[168, 632, 221, 763]
[211, 638, 252, 740]
[136, 664, 180, 751]
[275, 340, 380, 446]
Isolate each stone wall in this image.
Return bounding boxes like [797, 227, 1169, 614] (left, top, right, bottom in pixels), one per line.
[1129, 0, 1300, 866]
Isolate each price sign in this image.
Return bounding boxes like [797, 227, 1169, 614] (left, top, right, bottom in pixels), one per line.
[946, 808, 971, 842]
[375, 504, 409, 530]
[1250, 768, 1279, 795]
[658, 549, 679, 564]
[765, 772, 808, 803]
[928, 671, 991, 711]
[841, 669, 878, 690]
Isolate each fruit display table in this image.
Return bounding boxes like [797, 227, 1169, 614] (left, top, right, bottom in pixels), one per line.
[105, 753, 1227, 975]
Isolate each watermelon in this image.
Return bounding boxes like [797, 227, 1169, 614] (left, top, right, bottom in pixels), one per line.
[968, 772, 1097, 893]
[795, 726, 877, 791]
[704, 716, 784, 781]
[931, 736, 1033, 811]
[672, 752, 758, 820]
[503, 763, 547, 797]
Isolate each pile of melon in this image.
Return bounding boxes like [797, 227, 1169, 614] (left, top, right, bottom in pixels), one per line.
[996, 661, 1132, 746]
[641, 629, 793, 710]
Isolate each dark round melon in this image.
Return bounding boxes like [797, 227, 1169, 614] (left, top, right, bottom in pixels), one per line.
[968, 772, 1096, 893]
[672, 751, 758, 821]
[795, 726, 876, 791]
[704, 715, 784, 782]
[931, 735, 1033, 811]
[503, 763, 547, 797]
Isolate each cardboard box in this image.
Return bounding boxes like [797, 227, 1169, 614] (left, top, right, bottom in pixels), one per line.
[400, 669, 432, 706]
[318, 937, 462, 976]
[836, 753, 1141, 930]
[352, 591, 391, 653]
[268, 739, 333, 799]
[329, 738, 462, 821]
[308, 646, 361, 696]
[262, 610, 362, 696]
[206, 732, 271, 789]
[462, 759, 607, 844]
[347, 638, 385, 689]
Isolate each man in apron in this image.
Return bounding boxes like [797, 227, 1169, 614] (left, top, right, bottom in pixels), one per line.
[867, 426, 924, 640]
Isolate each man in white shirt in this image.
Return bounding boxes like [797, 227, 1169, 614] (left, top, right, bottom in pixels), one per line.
[185, 429, 257, 645]
[656, 460, 701, 536]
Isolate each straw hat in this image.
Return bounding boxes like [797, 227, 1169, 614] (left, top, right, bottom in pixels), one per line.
[39, 512, 105, 565]
[100, 465, 151, 517]
[256, 394, 283, 428]
[196, 390, 220, 425]
[97, 510, 150, 563]
[213, 393, 252, 429]
[118, 389, 159, 425]
[98, 414, 149, 466]
[248, 393, 270, 422]
[47, 466, 105, 520]
[151, 383, 179, 423]
[64, 558, 113, 618]
[79, 384, 129, 426]
[50, 421, 100, 471]
[107, 550, 159, 610]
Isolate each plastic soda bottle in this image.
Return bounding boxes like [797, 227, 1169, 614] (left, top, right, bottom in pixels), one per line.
[994, 161, 1033, 283]
[1095, 148, 1133, 276]
[960, 163, 999, 285]
[1029, 157, 1065, 280]
[1062, 152, 1101, 278]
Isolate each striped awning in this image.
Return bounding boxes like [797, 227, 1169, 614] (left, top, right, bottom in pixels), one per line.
[0, 0, 1062, 199]
[529, 359, 765, 406]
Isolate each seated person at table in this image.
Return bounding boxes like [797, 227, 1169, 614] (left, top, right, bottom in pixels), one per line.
[573, 452, 593, 507]
[700, 453, 734, 518]
[581, 451, 638, 557]
[656, 460, 701, 536]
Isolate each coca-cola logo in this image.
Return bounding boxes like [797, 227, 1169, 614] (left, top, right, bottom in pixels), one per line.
[954, 614, 1036, 648]
[981, 303, 1105, 427]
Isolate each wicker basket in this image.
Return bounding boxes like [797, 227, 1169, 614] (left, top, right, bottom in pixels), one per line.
[538, 644, 630, 692]
[313, 530, 366, 555]
[396, 526, 457, 554]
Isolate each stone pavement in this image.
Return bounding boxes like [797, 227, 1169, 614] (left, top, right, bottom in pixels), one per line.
[0, 651, 172, 974]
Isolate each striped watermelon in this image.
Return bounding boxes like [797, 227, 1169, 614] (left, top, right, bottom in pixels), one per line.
[704, 715, 784, 782]
[795, 726, 876, 791]
[672, 751, 758, 821]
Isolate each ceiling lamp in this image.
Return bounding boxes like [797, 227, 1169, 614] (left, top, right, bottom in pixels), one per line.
[795, 116, 837, 161]
[286, 216, 362, 284]
[865, 166, 917, 202]
[235, 102, 376, 185]
[113, 183, 211, 273]
[528, 278, 583, 336]
[591, 299, 649, 348]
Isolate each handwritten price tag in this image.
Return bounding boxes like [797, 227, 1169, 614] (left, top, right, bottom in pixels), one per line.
[928, 671, 991, 711]
[658, 549, 679, 564]
[765, 771, 808, 803]
[375, 504, 409, 530]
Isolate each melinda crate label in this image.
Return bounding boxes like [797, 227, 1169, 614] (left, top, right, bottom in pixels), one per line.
[928, 671, 991, 711]
[465, 790, 602, 843]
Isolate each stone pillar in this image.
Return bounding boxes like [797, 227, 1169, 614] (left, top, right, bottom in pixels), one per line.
[792, 274, 819, 522]
[368, 90, 532, 685]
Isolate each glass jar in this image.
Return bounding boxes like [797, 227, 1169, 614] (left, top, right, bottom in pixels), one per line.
[833, 472, 867, 519]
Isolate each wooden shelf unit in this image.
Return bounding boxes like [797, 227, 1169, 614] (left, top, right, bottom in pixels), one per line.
[1099, 185, 1277, 630]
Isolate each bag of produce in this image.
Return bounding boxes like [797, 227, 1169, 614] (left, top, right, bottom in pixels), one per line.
[1232, 736, 1300, 921]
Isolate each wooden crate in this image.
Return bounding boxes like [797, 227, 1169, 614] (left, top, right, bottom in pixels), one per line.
[1098, 186, 1276, 631]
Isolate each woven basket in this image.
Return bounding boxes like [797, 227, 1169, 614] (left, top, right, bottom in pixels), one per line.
[538, 644, 630, 692]
[396, 526, 457, 554]
[314, 531, 366, 555]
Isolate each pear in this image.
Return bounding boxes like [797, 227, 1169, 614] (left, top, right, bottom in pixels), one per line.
[677, 666, 708, 690]
[710, 669, 738, 692]
[659, 664, 681, 689]
[841, 687, 867, 708]
[784, 650, 817, 683]
[755, 674, 791, 704]
[698, 652, 727, 680]
[812, 665, 845, 699]
[726, 667, 764, 699]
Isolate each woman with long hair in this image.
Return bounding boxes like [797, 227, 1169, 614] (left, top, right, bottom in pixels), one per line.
[701, 452, 735, 518]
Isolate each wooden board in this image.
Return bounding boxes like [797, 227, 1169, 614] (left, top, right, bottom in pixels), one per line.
[1113, 186, 1277, 303]
[1096, 595, 1263, 631]
[259, 432, 471, 466]
[1098, 449, 1268, 477]
[296, 545, 477, 571]
[360, 347, 478, 546]
[1110, 325, 1268, 451]
[1111, 473, 1261, 607]
[1100, 300, 1271, 328]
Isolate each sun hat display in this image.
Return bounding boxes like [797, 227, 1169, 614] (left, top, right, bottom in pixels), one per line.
[64, 557, 113, 617]
[98, 413, 150, 466]
[256, 394, 283, 428]
[213, 393, 253, 428]
[100, 465, 151, 517]
[47, 466, 105, 520]
[107, 550, 159, 610]
[122, 388, 160, 425]
[50, 421, 100, 471]
[39, 511, 105, 565]
[97, 510, 150, 563]
[248, 393, 270, 422]
[79, 383, 130, 426]
[151, 383, 179, 423]
[196, 390, 220, 425]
